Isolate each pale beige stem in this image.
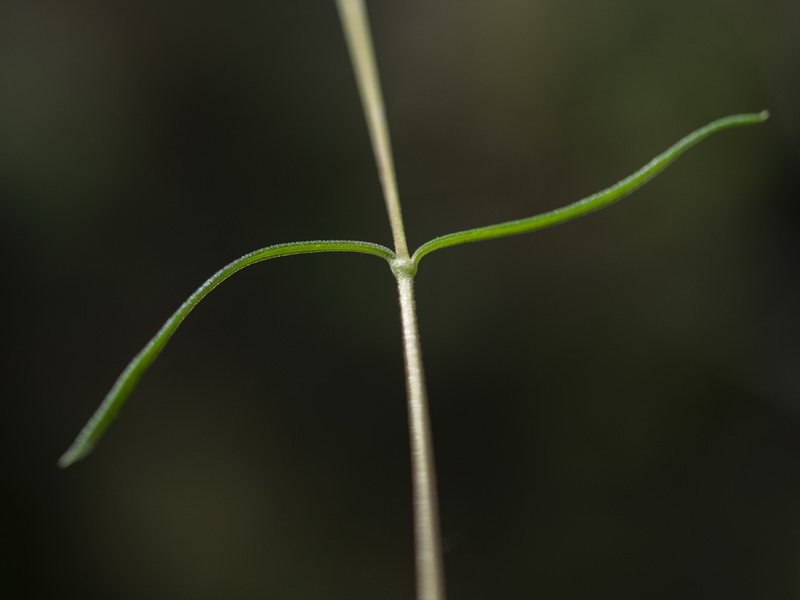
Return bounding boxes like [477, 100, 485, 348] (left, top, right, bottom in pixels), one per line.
[335, 0, 409, 258]
[397, 274, 446, 600]
[335, 2, 447, 599]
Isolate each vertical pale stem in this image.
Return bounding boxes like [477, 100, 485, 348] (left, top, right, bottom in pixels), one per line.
[335, 0, 409, 258]
[335, 2, 446, 599]
[397, 275, 446, 600]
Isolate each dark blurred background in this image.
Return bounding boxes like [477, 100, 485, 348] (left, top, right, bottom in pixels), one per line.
[1, 1, 799, 598]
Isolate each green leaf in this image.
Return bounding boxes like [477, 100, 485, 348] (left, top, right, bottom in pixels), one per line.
[412, 111, 769, 265]
[58, 240, 395, 468]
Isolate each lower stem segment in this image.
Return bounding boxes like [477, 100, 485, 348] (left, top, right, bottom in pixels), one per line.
[396, 275, 446, 600]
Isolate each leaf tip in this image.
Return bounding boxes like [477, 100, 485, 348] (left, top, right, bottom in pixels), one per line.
[57, 442, 93, 469]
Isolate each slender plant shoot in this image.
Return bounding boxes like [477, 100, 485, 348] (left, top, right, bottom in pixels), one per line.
[59, 2, 768, 599]
[335, 2, 445, 599]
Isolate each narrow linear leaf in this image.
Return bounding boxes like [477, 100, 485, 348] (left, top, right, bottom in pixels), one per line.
[412, 111, 769, 265]
[59, 240, 395, 468]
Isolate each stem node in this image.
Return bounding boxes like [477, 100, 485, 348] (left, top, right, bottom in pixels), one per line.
[391, 257, 418, 279]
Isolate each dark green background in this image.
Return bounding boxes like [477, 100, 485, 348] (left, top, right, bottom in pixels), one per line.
[2, 1, 799, 598]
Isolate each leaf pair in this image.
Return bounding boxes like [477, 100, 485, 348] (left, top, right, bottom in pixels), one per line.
[58, 110, 768, 468]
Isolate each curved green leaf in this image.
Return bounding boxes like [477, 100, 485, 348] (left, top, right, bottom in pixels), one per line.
[412, 111, 769, 265]
[59, 240, 395, 468]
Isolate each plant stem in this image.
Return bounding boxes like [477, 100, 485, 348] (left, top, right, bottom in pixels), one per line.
[336, 2, 446, 599]
[397, 274, 446, 600]
[335, 0, 409, 259]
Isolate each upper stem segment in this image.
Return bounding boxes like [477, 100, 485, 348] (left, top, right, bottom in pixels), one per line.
[336, 0, 409, 258]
